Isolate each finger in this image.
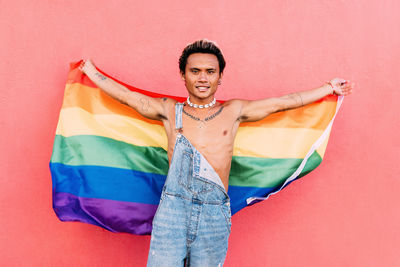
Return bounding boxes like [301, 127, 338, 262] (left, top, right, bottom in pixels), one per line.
[344, 82, 353, 88]
[344, 88, 352, 95]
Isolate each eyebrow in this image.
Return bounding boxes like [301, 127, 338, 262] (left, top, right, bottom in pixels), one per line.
[190, 67, 216, 71]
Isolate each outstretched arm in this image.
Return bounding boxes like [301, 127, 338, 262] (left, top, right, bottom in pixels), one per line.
[79, 59, 172, 121]
[237, 78, 354, 122]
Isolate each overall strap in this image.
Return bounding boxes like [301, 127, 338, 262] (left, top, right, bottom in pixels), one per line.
[175, 102, 184, 130]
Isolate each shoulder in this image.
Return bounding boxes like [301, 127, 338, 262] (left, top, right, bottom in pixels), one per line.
[223, 99, 246, 109]
[159, 97, 178, 107]
[153, 97, 178, 121]
[224, 99, 251, 113]
[221, 99, 246, 121]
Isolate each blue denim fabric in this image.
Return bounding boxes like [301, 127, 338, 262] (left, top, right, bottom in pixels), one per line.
[147, 103, 231, 267]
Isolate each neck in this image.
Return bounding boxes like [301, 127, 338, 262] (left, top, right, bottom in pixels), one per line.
[188, 94, 215, 105]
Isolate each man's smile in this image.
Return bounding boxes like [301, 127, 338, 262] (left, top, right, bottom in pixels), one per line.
[196, 85, 210, 92]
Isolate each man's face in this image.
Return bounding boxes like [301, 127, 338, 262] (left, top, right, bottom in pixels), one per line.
[181, 53, 222, 102]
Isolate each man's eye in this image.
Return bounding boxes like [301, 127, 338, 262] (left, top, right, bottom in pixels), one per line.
[192, 70, 198, 74]
[208, 70, 215, 74]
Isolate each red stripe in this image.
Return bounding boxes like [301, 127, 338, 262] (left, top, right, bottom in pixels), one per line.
[67, 60, 337, 103]
[67, 60, 186, 100]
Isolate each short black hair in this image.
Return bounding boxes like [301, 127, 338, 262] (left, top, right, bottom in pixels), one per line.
[179, 39, 226, 74]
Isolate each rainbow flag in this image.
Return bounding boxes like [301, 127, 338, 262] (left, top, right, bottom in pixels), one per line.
[50, 60, 343, 235]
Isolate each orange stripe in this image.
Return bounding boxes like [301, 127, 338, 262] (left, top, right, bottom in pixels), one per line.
[63, 83, 337, 130]
[240, 98, 337, 129]
[63, 83, 163, 126]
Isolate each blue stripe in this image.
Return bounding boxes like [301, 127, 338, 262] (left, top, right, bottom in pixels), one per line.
[228, 185, 278, 214]
[50, 162, 314, 216]
[228, 171, 313, 215]
[50, 163, 166, 205]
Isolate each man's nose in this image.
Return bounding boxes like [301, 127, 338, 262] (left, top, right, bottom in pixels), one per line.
[198, 71, 208, 82]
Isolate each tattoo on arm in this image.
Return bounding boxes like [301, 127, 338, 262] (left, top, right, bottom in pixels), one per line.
[296, 92, 303, 106]
[94, 72, 107, 81]
[140, 98, 150, 112]
[287, 93, 303, 107]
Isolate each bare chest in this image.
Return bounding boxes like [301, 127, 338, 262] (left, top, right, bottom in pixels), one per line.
[166, 106, 239, 162]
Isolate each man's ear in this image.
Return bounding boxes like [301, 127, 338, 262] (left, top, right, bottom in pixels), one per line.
[180, 71, 186, 81]
[218, 72, 224, 83]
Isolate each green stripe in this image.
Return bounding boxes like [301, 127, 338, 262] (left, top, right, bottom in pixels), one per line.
[50, 135, 169, 175]
[51, 135, 322, 188]
[229, 151, 322, 188]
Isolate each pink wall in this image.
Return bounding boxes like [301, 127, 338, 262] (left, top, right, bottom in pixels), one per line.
[1, 1, 399, 266]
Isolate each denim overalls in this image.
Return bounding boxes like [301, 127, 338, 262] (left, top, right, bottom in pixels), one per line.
[147, 103, 231, 267]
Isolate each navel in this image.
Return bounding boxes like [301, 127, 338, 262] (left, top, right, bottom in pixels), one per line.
[223, 130, 227, 136]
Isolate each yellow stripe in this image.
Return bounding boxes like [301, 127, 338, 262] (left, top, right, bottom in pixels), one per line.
[316, 129, 330, 157]
[234, 127, 324, 158]
[57, 107, 327, 158]
[56, 107, 168, 149]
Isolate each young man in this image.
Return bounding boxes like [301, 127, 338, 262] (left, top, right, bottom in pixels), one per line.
[79, 39, 353, 266]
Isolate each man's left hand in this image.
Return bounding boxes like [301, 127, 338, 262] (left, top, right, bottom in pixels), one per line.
[329, 78, 355, 96]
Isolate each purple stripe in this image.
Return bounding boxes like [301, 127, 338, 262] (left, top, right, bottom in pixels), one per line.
[53, 192, 157, 235]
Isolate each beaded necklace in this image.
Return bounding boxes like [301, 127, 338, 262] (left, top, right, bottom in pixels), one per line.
[186, 97, 216, 108]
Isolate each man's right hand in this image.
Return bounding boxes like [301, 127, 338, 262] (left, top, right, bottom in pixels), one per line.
[79, 59, 96, 74]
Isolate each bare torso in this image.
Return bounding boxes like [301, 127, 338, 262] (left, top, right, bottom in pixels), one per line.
[162, 100, 241, 191]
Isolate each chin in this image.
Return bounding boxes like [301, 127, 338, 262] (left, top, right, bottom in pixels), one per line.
[195, 93, 213, 100]
[196, 88, 216, 97]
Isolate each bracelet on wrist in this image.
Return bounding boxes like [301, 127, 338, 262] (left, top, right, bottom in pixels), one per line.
[325, 81, 335, 94]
